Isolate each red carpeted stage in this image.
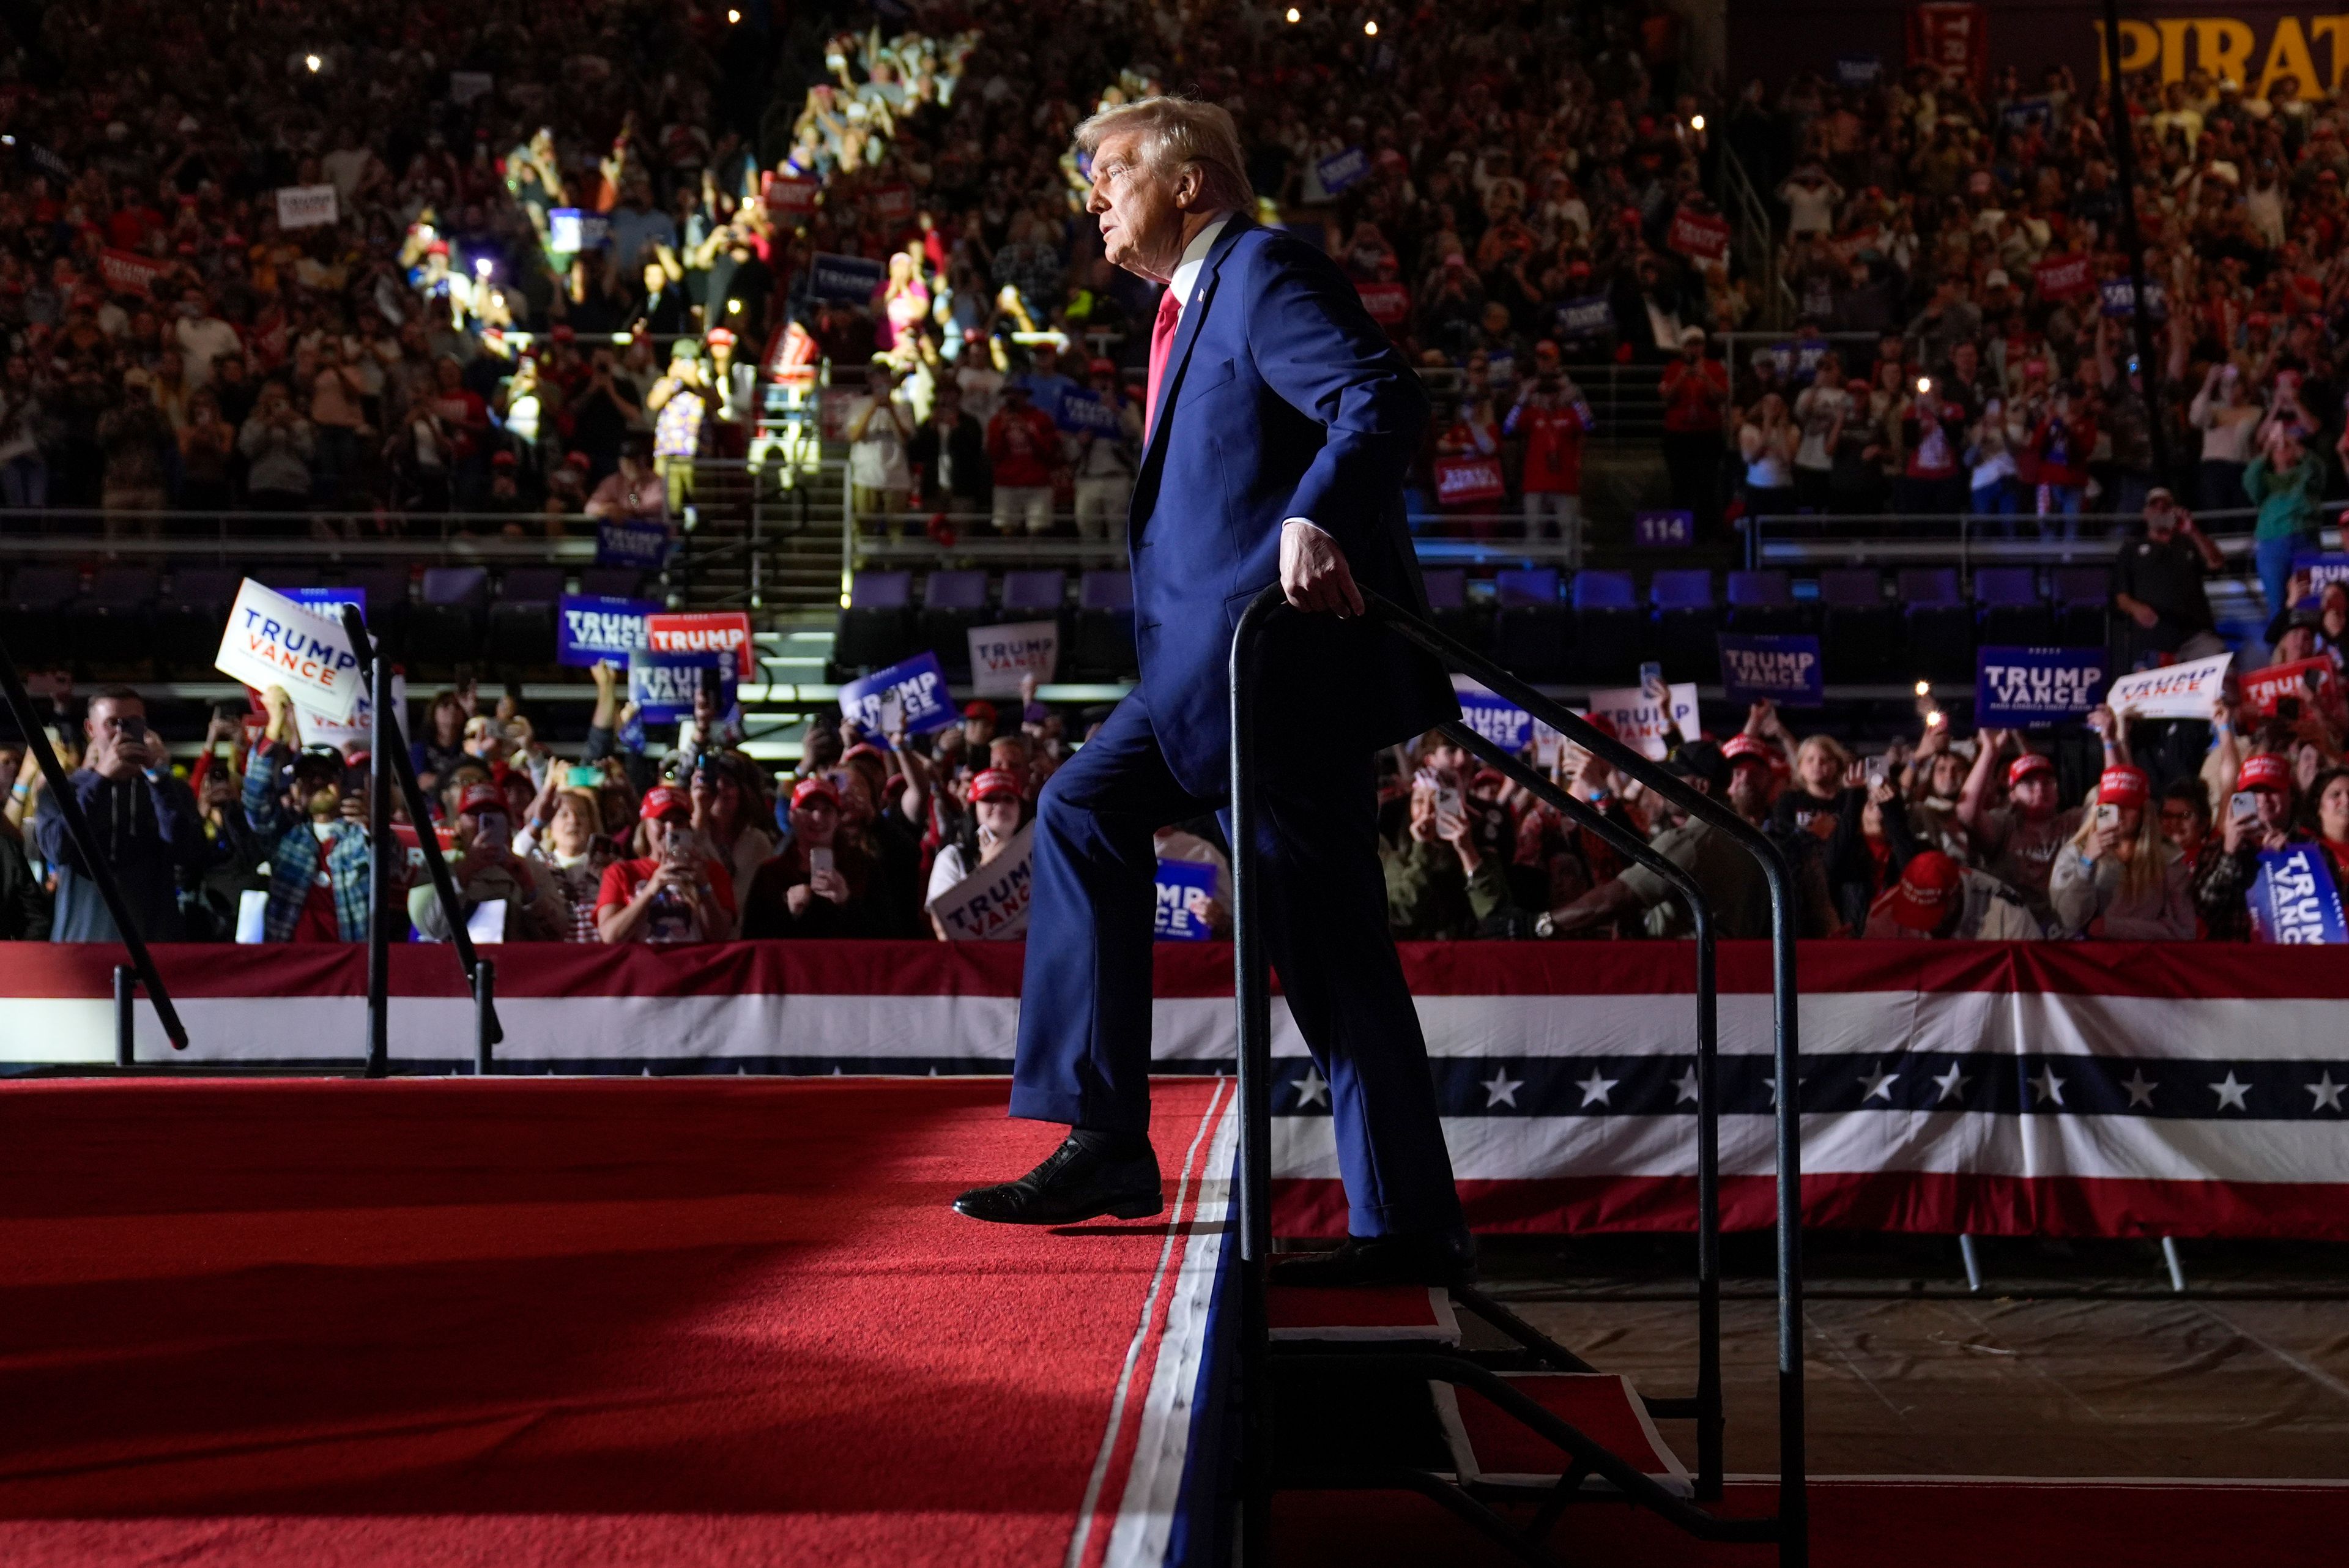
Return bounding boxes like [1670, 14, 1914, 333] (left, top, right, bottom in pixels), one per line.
[0, 1077, 1239, 1568]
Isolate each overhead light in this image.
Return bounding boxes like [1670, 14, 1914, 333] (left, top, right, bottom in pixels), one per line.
[1364, 19, 1378, 35]
[1690, 113, 1706, 132]
[304, 53, 322, 73]
[1285, 6, 1300, 20]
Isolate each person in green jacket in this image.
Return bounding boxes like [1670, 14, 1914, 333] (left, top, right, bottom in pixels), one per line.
[2244, 425, 2328, 617]
[1385, 772, 1518, 939]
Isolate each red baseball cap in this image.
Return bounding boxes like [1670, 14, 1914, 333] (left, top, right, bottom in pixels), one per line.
[639, 784, 691, 822]
[1721, 734, 1775, 768]
[2006, 752, 2055, 787]
[962, 699, 997, 722]
[2239, 752, 2293, 793]
[970, 767, 1022, 803]
[790, 775, 841, 811]
[1889, 850, 1964, 931]
[2098, 765, 2150, 807]
[456, 782, 505, 816]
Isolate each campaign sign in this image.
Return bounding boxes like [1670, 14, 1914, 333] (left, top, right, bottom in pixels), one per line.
[1154, 857, 1220, 942]
[2249, 845, 2349, 945]
[1054, 388, 1127, 437]
[2108, 650, 2232, 719]
[1357, 281, 1410, 326]
[870, 182, 915, 223]
[556, 593, 660, 669]
[1720, 633, 1825, 708]
[2032, 253, 2093, 300]
[810, 252, 887, 302]
[547, 208, 583, 251]
[1666, 206, 1731, 264]
[647, 610, 755, 681]
[1555, 295, 1614, 339]
[1452, 675, 1533, 752]
[215, 579, 362, 723]
[1976, 646, 2106, 726]
[1634, 509, 1695, 548]
[1585, 682, 1701, 761]
[296, 672, 407, 753]
[1316, 146, 1370, 195]
[275, 183, 339, 231]
[279, 585, 366, 620]
[968, 620, 1059, 699]
[2098, 277, 2167, 319]
[2292, 551, 2349, 598]
[839, 652, 956, 740]
[628, 650, 731, 726]
[2240, 655, 2339, 719]
[595, 519, 670, 570]
[929, 823, 1035, 940]
[98, 247, 173, 297]
[767, 176, 819, 217]
[1835, 54, 1883, 86]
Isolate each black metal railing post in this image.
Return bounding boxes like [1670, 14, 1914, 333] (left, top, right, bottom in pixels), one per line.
[338, 606, 505, 1056]
[0, 631, 188, 1052]
[475, 959, 497, 1076]
[1228, 591, 1278, 1567]
[365, 643, 393, 1077]
[113, 964, 136, 1067]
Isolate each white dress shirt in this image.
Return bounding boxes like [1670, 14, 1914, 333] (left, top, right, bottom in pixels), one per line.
[1161, 212, 1330, 547]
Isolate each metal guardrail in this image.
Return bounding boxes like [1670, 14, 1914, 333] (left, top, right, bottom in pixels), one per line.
[1748, 505, 2347, 574]
[1227, 584, 1808, 1566]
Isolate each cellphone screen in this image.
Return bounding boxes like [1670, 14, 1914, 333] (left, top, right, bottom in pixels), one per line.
[2230, 791, 2261, 824]
[567, 765, 601, 789]
[810, 846, 835, 876]
[2095, 803, 2120, 831]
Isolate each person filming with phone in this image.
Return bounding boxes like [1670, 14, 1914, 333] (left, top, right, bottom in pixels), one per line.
[2049, 765, 2194, 940]
[741, 776, 877, 938]
[596, 786, 737, 943]
[32, 686, 204, 942]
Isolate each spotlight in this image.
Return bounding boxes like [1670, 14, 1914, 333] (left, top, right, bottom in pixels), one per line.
[1690, 114, 1706, 132]
[1364, 19, 1378, 35]
[1915, 680, 1932, 697]
[727, 8, 741, 21]
[1285, 6, 1301, 20]
[304, 53, 322, 73]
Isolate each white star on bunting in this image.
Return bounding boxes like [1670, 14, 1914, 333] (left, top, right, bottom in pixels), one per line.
[2208, 1071, 2251, 1112]
[1293, 1065, 1329, 1108]
[2121, 1069, 2158, 1109]
[1482, 1068, 1523, 1109]
[1764, 1074, 1804, 1107]
[1931, 1063, 1970, 1104]
[1575, 1068, 1619, 1107]
[2309, 1072, 2346, 1113]
[2028, 1065, 2066, 1107]
[1860, 1065, 1900, 1103]
[1674, 1065, 1702, 1105]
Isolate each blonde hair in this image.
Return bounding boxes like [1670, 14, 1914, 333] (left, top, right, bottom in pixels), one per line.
[1795, 734, 1852, 777]
[2066, 782, 2168, 901]
[1074, 96, 1255, 213]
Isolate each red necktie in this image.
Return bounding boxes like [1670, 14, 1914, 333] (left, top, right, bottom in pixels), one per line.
[1145, 287, 1181, 440]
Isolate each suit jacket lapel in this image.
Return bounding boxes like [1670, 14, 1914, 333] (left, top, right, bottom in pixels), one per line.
[1132, 215, 1252, 535]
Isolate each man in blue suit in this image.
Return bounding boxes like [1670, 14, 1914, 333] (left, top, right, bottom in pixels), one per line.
[955, 98, 1470, 1285]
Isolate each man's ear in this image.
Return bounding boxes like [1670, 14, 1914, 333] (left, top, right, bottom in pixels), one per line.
[1173, 162, 1206, 212]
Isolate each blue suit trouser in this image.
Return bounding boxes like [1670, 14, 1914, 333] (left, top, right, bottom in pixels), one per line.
[1009, 695, 1464, 1238]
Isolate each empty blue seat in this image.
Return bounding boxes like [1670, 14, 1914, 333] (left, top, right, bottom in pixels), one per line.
[1072, 571, 1135, 678]
[1496, 568, 1560, 608]
[1898, 569, 1973, 682]
[1567, 570, 1643, 683]
[836, 571, 915, 672]
[1976, 566, 2054, 647]
[1898, 568, 1962, 609]
[2052, 565, 2113, 649]
[1819, 569, 1893, 681]
[1420, 569, 1468, 611]
[1001, 570, 1067, 614]
[1817, 568, 1885, 609]
[488, 568, 568, 667]
[1650, 569, 1716, 610]
[919, 570, 992, 680]
[1570, 570, 1636, 610]
[1651, 570, 1720, 682]
[1973, 567, 2040, 608]
[1080, 570, 1134, 611]
[1728, 570, 1793, 609]
[849, 571, 913, 609]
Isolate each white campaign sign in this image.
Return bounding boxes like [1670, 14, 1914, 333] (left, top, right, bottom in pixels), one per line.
[2107, 652, 2234, 720]
[215, 580, 362, 723]
[926, 825, 1036, 940]
[295, 672, 407, 753]
[275, 184, 340, 230]
[1583, 682, 1701, 760]
[966, 620, 1059, 698]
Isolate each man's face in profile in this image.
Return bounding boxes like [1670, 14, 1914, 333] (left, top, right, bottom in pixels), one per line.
[1086, 129, 1195, 283]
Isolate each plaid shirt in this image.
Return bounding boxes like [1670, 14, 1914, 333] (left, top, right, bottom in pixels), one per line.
[243, 742, 376, 943]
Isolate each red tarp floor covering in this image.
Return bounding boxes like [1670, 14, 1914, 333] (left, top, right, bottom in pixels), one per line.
[0, 1077, 1228, 1568]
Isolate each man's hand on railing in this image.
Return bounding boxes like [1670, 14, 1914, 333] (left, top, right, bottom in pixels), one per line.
[1279, 519, 1365, 618]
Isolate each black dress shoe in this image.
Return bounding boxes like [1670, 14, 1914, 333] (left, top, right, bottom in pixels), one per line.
[953, 1134, 1165, 1225]
[1269, 1229, 1476, 1288]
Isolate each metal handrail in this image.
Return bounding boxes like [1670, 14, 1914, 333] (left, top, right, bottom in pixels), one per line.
[1749, 506, 2346, 575]
[1229, 582, 1807, 1564]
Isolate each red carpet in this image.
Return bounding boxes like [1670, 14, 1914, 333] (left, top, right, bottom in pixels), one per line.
[0, 1076, 1233, 1567]
[1277, 1477, 2349, 1566]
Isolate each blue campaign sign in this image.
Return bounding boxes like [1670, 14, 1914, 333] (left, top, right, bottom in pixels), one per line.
[1976, 646, 2107, 726]
[547, 208, 583, 251]
[1452, 677, 1534, 752]
[628, 650, 732, 726]
[1154, 857, 1220, 942]
[1634, 509, 1695, 548]
[1718, 633, 1825, 708]
[2293, 551, 2349, 600]
[809, 251, 887, 302]
[2000, 97, 2052, 132]
[1834, 55, 1882, 86]
[1554, 295, 1614, 339]
[1316, 146, 1370, 195]
[2250, 845, 2349, 944]
[596, 519, 671, 570]
[279, 585, 366, 620]
[556, 593, 660, 669]
[2098, 277, 2167, 319]
[838, 651, 956, 741]
[1055, 388, 1128, 436]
